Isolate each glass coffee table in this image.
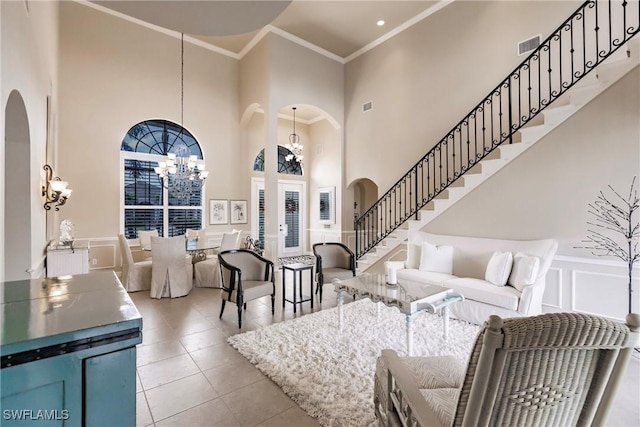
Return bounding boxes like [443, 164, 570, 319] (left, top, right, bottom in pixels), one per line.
[333, 274, 464, 356]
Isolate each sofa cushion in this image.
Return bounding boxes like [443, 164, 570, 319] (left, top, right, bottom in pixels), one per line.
[419, 242, 454, 274]
[443, 277, 520, 311]
[484, 251, 513, 287]
[508, 253, 540, 291]
[406, 231, 557, 281]
[397, 269, 457, 287]
[406, 230, 431, 269]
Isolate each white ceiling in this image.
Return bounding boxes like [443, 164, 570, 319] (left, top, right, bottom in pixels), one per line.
[87, 0, 446, 120]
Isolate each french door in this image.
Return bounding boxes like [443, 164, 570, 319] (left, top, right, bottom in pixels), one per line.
[252, 178, 305, 257]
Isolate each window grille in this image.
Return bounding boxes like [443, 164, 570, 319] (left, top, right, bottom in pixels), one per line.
[121, 119, 204, 238]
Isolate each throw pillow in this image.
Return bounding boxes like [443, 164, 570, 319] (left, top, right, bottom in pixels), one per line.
[508, 252, 541, 291]
[418, 242, 454, 274]
[485, 251, 514, 286]
[406, 230, 429, 269]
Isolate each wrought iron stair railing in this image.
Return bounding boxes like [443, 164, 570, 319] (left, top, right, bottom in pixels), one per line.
[354, 0, 639, 260]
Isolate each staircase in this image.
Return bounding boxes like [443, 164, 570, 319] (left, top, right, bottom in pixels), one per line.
[355, 0, 640, 272]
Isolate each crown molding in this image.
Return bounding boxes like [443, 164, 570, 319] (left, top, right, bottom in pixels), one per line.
[344, 0, 454, 63]
[76, 0, 454, 65]
[76, 0, 241, 59]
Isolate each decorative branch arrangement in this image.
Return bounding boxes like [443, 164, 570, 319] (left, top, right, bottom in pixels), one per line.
[578, 177, 639, 314]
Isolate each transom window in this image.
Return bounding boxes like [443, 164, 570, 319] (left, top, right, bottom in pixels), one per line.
[121, 119, 204, 239]
[253, 146, 303, 175]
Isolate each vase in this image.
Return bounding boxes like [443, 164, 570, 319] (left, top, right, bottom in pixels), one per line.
[626, 313, 640, 332]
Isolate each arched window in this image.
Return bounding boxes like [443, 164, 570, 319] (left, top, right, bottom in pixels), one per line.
[121, 119, 204, 238]
[253, 146, 303, 175]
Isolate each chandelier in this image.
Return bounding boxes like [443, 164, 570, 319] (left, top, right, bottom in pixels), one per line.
[285, 107, 303, 164]
[154, 33, 208, 202]
[154, 148, 208, 202]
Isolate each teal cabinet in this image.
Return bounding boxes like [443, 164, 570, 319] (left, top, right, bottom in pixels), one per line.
[1, 272, 142, 426]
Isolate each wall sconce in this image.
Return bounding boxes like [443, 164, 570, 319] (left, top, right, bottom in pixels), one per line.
[42, 164, 72, 211]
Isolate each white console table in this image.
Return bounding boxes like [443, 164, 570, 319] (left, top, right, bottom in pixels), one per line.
[47, 241, 90, 277]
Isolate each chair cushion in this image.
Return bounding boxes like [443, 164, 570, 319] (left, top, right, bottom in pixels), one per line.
[321, 268, 354, 283]
[225, 280, 273, 302]
[443, 277, 520, 311]
[374, 355, 464, 414]
[419, 388, 459, 427]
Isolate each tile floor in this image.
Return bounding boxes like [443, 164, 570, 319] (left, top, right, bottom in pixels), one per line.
[129, 271, 640, 427]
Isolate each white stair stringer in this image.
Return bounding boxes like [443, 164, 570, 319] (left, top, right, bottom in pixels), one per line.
[357, 39, 639, 274]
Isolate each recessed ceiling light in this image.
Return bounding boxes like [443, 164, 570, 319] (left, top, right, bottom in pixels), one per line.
[376, 20, 385, 27]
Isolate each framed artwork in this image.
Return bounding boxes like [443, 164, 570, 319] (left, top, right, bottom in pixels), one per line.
[230, 200, 248, 224]
[319, 187, 335, 224]
[209, 199, 228, 225]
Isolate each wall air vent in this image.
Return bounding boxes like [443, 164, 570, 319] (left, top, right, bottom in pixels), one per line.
[363, 101, 373, 112]
[518, 35, 541, 56]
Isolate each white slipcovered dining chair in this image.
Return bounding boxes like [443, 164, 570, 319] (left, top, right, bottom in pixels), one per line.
[194, 231, 241, 288]
[150, 235, 193, 299]
[138, 229, 158, 260]
[185, 228, 206, 241]
[118, 234, 152, 292]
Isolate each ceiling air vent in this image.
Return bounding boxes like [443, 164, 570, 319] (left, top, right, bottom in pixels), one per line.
[363, 101, 373, 112]
[518, 35, 541, 56]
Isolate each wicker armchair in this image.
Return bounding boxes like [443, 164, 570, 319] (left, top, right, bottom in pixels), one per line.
[374, 312, 632, 427]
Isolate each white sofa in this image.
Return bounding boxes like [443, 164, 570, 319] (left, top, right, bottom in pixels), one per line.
[388, 231, 558, 325]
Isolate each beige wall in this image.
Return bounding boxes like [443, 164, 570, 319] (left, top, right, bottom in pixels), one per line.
[425, 68, 640, 256]
[343, 0, 638, 257]
[4, 0, 637, 276]
[344, 1, 578, 191]
[308, 119, 342, 243]
[1, 0, 59, 280]
[239, 32, 344, 255]
[57, 2, 239, 239]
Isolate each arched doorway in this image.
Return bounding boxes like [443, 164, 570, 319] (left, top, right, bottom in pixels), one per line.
[346, 178, 378, 249]
[4, 90, 32, 280]
[241, 103, 342, 258]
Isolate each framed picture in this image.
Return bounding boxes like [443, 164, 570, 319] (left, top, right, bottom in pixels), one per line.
[230, 200, 248, 224]
[209, 199, 228, 225]
[319, 187, 335, 224]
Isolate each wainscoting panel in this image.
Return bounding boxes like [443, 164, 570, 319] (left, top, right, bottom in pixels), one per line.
[571, 270, 629, 321]
[544, 256, 639, 322]
[542, 267, 562, 310]
[309, 229, 343, 248]
[88, 243, 117, 270]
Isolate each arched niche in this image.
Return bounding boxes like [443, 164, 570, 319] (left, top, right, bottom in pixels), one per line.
[4, 90, 32, 280]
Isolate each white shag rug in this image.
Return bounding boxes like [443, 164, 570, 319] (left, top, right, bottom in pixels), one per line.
[227, 299, 481, 427]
